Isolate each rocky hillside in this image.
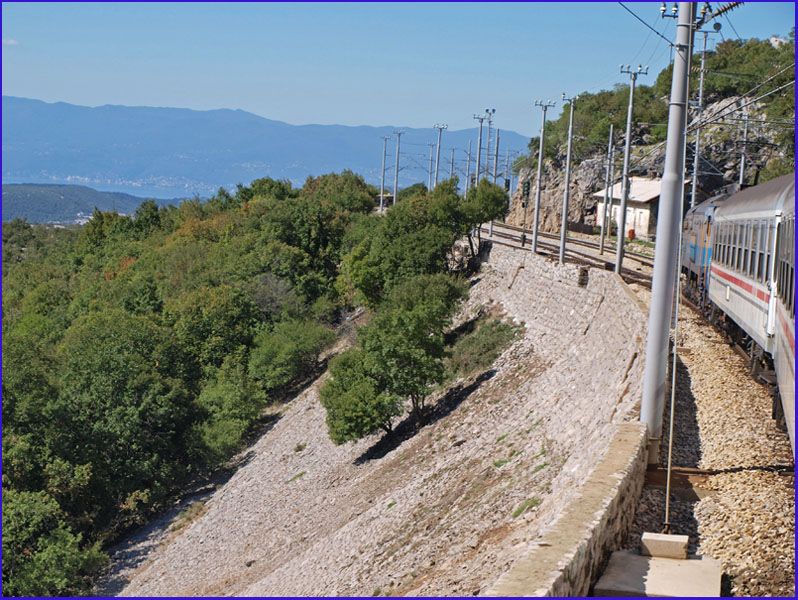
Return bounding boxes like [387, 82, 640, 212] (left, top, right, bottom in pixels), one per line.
[506, 94, 794, 232]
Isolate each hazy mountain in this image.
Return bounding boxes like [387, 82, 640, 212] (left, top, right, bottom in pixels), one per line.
[1, 183, 176, 223]
[2, 96, 531, 199]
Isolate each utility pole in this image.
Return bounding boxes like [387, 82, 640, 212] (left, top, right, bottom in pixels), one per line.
[599, 124, 614, 254]
[690, 30, 708, 208]
[641, 1, 695, 465]
[450, 148, 455, 180]
[473, 114, 486, 185]
[379, 135, 389, 212]
[493, 129, 500, 183]
[558, 93, 577, 265]
[485, 108, 495, 180]
[465, 140, 473, 195]
[615, 63, 648, 274]
[427, 143, 434, 190]
[739, 107, 749, 186]
[532, 100, 555, 253]
[433, 123, 447, 187]
[392, 130, 403, 205]
[505, 148, 511, 192]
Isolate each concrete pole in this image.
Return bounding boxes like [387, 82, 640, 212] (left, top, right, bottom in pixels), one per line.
[690, 31, 708, 208]
[379, 136, 389, 212]
[615, 64, 648, 274]
[641, 1, 695, 465]
[739, 108, 749, 186]
[474, 116, 485, 185]
[392, 130, 402, 205]
[558, 94, 577, 265]
[599, 124, 614, 254]
[465, 140, 473, 195]
[532, 101, 554, 253]
[493, 129, 500, 183]
[486, 121, 492, 180]
[433, 124, 447, 187]
[428, 143, 434, 190]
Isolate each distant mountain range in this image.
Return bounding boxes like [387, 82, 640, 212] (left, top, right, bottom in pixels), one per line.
[2, 96, 531, 199]
[2, 183, 177, 223]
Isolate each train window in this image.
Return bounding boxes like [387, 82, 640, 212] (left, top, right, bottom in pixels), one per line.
[743, 221, 751, 277]
[734, 223, 745, 271]
[723, 223, 729, 266]
[765, 221, 775, 281]
[751, 221, 762, 281]
[777, 221, 785, 304]
[792, 220, 795, 317]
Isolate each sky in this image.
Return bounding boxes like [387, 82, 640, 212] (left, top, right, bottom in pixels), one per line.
[2, 1, 794, 136]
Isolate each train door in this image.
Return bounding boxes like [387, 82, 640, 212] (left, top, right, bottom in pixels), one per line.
[767, 212, 783, 337]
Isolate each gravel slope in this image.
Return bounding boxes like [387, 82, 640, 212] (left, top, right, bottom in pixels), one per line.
[102, 246, 646, 596]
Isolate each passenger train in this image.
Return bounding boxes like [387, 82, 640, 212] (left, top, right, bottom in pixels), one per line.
[682, 174, 795, 457]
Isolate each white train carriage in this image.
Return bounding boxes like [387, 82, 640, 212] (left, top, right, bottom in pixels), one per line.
[708, 174, 795, 454]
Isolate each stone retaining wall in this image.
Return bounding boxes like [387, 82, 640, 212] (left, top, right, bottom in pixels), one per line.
[486, 422, 648, 596]
[473, 243, 650, 596]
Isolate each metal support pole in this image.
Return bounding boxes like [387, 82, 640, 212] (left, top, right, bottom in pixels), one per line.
[433, 124, 447, 187]
[641, 1, 695, 465]
[558, 94, 577, 264]
[392, 130, 403, 205]
[493, 130, 500, 183]
[615, 64, 648, 274]
[465, 140, 473, 195]
[379, 136, 388, 212]
[690, 31, 708, 208]
[532, 100, 554, 253]
[484, 108, 495, 181]
[739, 108, 748, 186]
[473, 115, 485, 185]
[450, 148, 455, 180]
[427, 143, 434, 190]
[599, 124, 614, 254]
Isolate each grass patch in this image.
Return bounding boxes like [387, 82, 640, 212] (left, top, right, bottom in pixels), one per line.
[287, 471, 306, 483]
[532, 462, 549, 474]
[387, 500, 396, 509]
[511, 497, 541, 518]
[444, 318, 520, 381]
[496, 433, 509, 443]
[493, 458, 510, 468]
[173, 500, 207, 531]
[293, 442, 306, 452]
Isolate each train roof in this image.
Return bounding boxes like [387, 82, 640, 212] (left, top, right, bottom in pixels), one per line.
[685, 194, 721, 218]
[713, 174, 795, 219]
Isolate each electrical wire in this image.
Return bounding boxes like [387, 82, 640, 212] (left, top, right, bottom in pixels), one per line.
[689, 79, 794, 132]
[618, 2, 674, 47]
[723, 12, 743, 42]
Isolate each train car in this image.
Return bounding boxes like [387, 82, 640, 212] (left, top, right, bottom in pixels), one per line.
[682, 196, 719, 302]
[706, 174, 795, 455]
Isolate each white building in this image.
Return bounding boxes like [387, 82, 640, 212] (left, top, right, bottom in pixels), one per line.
[593, 176, 692, 241]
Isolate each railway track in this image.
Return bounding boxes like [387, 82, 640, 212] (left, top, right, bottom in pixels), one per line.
[489, 220, 655, 268]
[478, 222, 653, 288]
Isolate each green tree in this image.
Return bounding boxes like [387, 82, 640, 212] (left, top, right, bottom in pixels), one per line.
[320, 274, 467, 443]
[54, 310, 198, 528]
[248, 319, 334, 396]
[319, 348, 402, 444]
[2, 488, 106, 596]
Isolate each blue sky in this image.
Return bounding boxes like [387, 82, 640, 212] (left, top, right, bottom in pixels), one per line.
[2, 1, 794, 136]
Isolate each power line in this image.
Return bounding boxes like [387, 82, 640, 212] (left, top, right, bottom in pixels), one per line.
[722, 12, 743, 41]
[618, 2, 673, 47]
[689, 79, 795, 132]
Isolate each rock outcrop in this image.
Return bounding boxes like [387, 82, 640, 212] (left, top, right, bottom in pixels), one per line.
[506, 96, 792, 232]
